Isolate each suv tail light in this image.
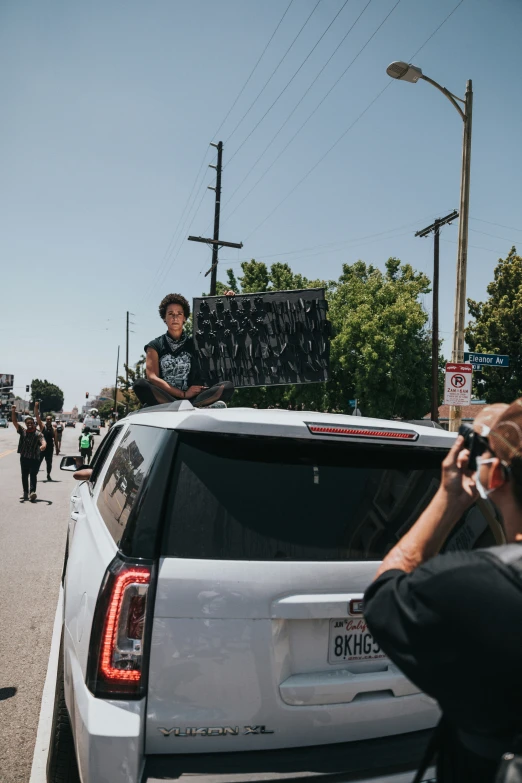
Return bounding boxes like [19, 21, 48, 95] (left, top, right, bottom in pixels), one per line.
[86, 556, 152, 699]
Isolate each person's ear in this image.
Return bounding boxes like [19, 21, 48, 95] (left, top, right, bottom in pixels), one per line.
[489, 458, 506, 490]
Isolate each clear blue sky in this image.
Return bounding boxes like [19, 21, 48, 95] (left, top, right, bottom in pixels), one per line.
[2, 0, 521, 409]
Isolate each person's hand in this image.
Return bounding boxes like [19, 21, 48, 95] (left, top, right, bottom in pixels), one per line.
[223, 290, 235, 297]
[440, 435, 478, 508]
[184, 385, 207, 399]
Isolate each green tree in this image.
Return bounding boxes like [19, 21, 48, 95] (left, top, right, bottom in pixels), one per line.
[466, 246, 521, 402]
[217, 257, 436, 418]
[118, 355, 146, 412]
[327, 258, 434, 418]
[31, 379, 64, 413]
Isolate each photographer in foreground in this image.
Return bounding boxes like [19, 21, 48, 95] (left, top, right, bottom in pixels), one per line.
[364, 400, 522, 783]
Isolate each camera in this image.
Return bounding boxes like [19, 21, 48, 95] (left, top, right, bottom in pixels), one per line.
[458, 422, 489, 472]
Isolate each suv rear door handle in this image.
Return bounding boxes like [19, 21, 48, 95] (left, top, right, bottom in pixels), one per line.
[71, 511, 79, 521]
[271, 593, 364, 619]
[279, 665, 420, 705]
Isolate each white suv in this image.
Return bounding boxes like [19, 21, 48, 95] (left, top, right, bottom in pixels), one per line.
[49, 403, 496, 783]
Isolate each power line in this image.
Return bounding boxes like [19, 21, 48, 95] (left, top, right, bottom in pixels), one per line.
[218, 0, 374, 225]
[225, 0, 322, 144]
[144, 2, 294, 301]
[224, 0, 398, 232]
[441, 238, 512, 254]
[240, 0, 465, 242]
[226, 0, 351, 168]
[219, 212, 451, 262]
[470, 217, 522, 234]
[213, 0, 295, 140]
[470, 227, 520, 241]
[408, 0, 465, 59]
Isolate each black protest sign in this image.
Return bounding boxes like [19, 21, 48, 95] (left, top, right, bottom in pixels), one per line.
[193, 288, 331, 388]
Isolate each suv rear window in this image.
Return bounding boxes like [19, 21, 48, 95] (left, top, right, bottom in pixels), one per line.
[163, 433, 493, 561]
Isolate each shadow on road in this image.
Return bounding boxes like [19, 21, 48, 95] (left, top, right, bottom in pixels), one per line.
[0, 687, 17, 701]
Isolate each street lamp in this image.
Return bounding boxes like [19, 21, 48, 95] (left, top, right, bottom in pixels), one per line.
[386, 61, 473, 432]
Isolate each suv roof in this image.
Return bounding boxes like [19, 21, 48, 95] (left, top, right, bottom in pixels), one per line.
[124, 402, 454, 448]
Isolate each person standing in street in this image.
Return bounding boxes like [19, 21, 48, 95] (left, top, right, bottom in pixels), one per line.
[79, 426, 94, 465]
[55, 420, 64, 454]
[364, 400, 522, 782]
[11, 403, 46, 501]
[36, 410, 58, 480]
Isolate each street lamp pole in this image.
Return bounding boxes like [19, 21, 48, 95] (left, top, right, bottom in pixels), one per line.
[386, 62, 473, 431]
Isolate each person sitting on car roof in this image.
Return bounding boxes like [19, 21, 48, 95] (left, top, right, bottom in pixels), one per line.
[133, 292, 234, 409]
[364, 400, 522, 783]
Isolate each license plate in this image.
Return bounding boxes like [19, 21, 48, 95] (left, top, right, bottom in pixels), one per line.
[328, 618, 387, 663]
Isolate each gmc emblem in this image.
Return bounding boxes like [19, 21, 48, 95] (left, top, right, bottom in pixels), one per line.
[348, 599, 363, 616]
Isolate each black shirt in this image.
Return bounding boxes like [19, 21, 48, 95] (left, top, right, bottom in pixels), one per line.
[42, 425, 55, 450]
[364, 548, 522, 781]
[144, 332, 201, 392]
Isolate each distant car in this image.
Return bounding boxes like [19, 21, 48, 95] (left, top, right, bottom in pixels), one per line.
[0, 417, 8, 428]
[65, 421, 76, 428]
[83, 414, 101, 435]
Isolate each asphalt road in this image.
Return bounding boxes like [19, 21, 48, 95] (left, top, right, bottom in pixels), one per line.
[0, 423, 98, 783]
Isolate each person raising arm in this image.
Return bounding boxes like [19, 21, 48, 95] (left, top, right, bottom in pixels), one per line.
[12, 404, 46, 501]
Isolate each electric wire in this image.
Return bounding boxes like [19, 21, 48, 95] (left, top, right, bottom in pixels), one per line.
[470, 228, 520, 242]
[441, 238, 512, 255]
[226, 0, 351, 168]
[218, 212, 450, 263]
[144, 2, 294, 301]
[223, 0, 397, 232]
[225, 0, 322, 145]
[240, 0, 466, 242]
[470, 217, 522, 234]
[216, 0, 374, 227]
[212, 0, 295, 140]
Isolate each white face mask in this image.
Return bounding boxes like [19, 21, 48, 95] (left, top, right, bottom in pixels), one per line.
[474, 456, 496, 500]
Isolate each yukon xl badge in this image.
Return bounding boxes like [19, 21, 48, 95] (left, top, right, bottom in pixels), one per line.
[158, 725, 274, 738]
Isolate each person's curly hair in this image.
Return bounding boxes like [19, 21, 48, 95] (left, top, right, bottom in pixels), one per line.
[159, 293, 190, 321]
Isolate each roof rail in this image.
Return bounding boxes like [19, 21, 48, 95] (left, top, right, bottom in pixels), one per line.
[127, 400, 194, 417]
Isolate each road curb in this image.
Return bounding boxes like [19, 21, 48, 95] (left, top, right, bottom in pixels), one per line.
[29, 585, 63, 783]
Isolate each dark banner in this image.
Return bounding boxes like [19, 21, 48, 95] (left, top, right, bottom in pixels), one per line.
[193, 288, 330, 388]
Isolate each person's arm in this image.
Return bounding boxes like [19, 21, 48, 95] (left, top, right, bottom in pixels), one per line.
[35, 401, 44, 431]
[39, 432, 47, 452]
[74, 467, 93, 481]
[145, 347, 205, 399]
[373, 436, 477, 580]
[11, 404, 21, 432]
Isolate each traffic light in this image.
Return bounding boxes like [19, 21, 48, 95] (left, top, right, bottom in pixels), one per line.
[26, 385, 29, 393]
[86, 392, 89, 398]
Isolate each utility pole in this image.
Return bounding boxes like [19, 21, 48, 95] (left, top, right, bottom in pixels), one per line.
[113, 345, 120, 419]
[415, 210, 459, 423]
[125, 312, 135, 413]
[188, 141, 243, 295]
[451, 80, 473, 431]
[210, 141, 223, 297]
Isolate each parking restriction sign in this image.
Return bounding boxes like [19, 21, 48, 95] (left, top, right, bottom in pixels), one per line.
[444, 363, 473, 406]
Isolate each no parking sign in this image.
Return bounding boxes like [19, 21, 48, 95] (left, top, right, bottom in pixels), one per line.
[444, 363, 473, 405]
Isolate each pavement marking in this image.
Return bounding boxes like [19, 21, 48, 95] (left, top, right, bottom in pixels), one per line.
[29, 584, 63, 783]
[0, 448, 16, 459]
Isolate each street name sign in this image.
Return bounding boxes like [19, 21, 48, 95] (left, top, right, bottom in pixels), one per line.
[444, 363, 473, 406]
[464, 352, 509, 370]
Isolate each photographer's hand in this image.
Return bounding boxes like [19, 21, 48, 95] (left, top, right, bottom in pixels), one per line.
[373, 436, 477, 580]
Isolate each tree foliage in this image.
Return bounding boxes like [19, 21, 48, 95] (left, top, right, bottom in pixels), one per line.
[31, 379, 64, 414]
[466, 247, 522, 402]
[216, 257, 435, 418]
[117, 356, 146, 412]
